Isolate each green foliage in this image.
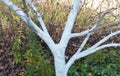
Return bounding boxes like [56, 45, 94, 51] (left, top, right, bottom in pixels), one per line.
[12, 36, 22, 63]
[68, 66, 79, 76]
[12, 20, 26, 63]
[68, 48, 120, 76]
[12, 31, 54, 76]
[24, 32, 54, 76]
[0, 3, 21, 30]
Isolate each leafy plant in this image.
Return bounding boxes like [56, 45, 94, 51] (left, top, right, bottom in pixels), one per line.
[68, 48, 120, 76]
[12, 31, 54, 76]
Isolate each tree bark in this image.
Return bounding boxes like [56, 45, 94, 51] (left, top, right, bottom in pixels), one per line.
[53, 48, 66, 76]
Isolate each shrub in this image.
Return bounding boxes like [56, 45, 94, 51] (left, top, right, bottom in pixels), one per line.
[12, 31, 54, 76]
[68, 48, 120, 76]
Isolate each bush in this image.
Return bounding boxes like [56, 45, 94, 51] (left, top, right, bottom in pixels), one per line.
[12, 31, 54, 76]
[68, 48, 120, 76]
[24, 32, 54, 76]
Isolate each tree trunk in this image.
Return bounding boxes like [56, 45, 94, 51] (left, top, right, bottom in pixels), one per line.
[54, 51, 66, 76]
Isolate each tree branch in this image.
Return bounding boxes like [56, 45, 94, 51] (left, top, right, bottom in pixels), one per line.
[76, 43, 120, 59]
[91, 8, 116, 29]
[0, 0, 44, 37]
[65, 43, 120, 73]
[96, 20, 120, 30]
[26, 0, 50, 35]
[76, 33, 91, 53]
[65, 33, 91, 73]
[65, 29, 120, 72]
[71, 20, 120, 38]
[0, 0, 56, 54]
[59, 0, 82, 50]
[71, 8, 118, 38]
[87, 30, 120, 51]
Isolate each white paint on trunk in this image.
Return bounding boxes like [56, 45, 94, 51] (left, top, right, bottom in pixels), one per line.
[54, 50, 66, 76]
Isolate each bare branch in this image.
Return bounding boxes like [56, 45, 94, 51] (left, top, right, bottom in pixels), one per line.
[71, 8, 117, 38]
[65, 33, 91, 73]
[0, 0, 43, 36]
[71, 20, 120, 38]
[77, 33, 91, 53]
[71, 29, 90, 38]
[59, 0, 82, 49]
[76, 43, 120, 59]
[0, 0, 57, 54]
[66, 8, 118, 70]
[27, 0, 49, 35]
[92, 8, 116, 29]
[65, 43, 120, 73]
[67, 29, 120, 66]
[65, 30, 120, 72]
[87, 30, 120, 51]
[26, 0, 56, 52]
[97, 20, 120, 30]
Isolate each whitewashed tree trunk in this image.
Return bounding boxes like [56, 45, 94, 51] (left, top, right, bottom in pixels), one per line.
[0, 0, 120, 76]
[50, 45, 66, 76]
[54, 51, 66, 76]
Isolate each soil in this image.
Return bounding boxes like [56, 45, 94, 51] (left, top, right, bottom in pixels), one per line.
[0, 29, 25, 76]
